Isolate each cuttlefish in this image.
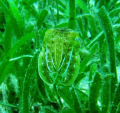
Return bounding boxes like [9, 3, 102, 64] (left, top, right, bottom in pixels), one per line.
[38, 29, 80, 85]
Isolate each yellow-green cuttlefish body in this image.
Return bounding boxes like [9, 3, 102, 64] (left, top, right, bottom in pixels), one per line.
[38, 29, 80, 85]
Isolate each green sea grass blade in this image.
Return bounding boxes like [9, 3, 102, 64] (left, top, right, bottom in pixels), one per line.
[0, 101, 18, 108]
[59, 86, 83, 112]
[102, 74, 111, 113]
[58, 85, 74, 109]
[57, 5, 65, 14]
[86, 31, 104, 49]
[45, 84, 57, 102]
[77, 14, 97, 39]
[116, 103, 120, 113]
[98, 6, 118, 101]
[7, 0, 24, 37]
[27, 0, 38, 5]
[56, 0, 59, 22]
[76, 0, 89, 13]
[58, 0, 65, 9]
[72, 88, 83, 113]
[98, 6, 117, 77]
[42, 106, 57, 113]
[0, 0, 11, 15]
[0, 0, 23, 38]
[68, 0, 76, 30]
[62, 107, 75, 113]
[109, 7, 120, 17]
[0, 32, 36, 85]
[87, 15, 97, 37]
[79, 43, 98, 73]
[7, 0, 22, 22]
[111, 83, 120, 113]
[54, 22, 68, 28]
[74, 72, 86, 85]
[37, 9, 48, 29]
[7, 32, 35, 57]
[43, 0, 47, 8]
[89, 63, 97, 82]
[77, 16, 84, 38]
[9, 55, 33, 61]
[23, 2, 38, 18]
[74, 88, 86, 113]
[98, 31, 107, 73]
[89, 72, 102, 113]
[20, 51, 39, 113]
[37, 75, 48, 102]
[4, 16, 12, 54]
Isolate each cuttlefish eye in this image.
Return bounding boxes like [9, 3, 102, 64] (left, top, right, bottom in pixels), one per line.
[38, 29, 80, 85]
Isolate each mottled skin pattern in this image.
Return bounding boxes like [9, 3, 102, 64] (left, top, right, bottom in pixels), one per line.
[38, 29, 80, 85]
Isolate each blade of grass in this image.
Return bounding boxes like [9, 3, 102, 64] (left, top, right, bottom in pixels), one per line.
[82, 14, 98, 38]
[4, 16, 12, 54]
[37, 76, 49, 102]
[102, 74, 111, 113]
[68, 0, 76, 30]
[77, 16, 84, 38]
[82, 16, 89, 38]
[54, 22, 68, 28]
[74, 72, 86, 85]
[0, 0, 11, 15]
[45, 84, 57, 102]
[58, 1, 66, 9]
[7, 0, 24, 37]
[0, 101, 18, 108]
[79, 43, 98, 73]
[8, 32, 35, 57]
[70, 86, 83, 113]
[76, 0, 89, 13]
[89, 72, 102, 113]
[49, 7, 56, 26]
[27, 0, 38, 5]
[0, 0, 23, 38]
[56, 0, 59, 22]
[89, 63, 97, 82]
[109, 7, 120, 17]
[0, 32, 36, 85]
[86, 31, 104, 49]
[58, 85, 73, 109]
[98, 30, 107, 74]
[111, 83, 120, 113]
[37, 9, 48, 29]
[116, 103, 120, 113]
[77, 14, 97, 39]
[43, 0, 46, 8]
[98, 6, 118, 101]
[22, 2, 38, 18]
[98, 6, 117, 78]
[74, 88, 86, 113]
[7, 0, 21, 21]
[9, 55, 33, 61]
[20, 51, 39, 113]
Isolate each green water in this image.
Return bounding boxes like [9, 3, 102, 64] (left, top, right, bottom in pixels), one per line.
[0, 0, 120, 113]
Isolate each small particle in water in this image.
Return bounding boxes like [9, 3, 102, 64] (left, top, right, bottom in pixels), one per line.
[75, 37, 80, 42]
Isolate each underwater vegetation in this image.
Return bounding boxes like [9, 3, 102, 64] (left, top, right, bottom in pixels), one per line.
[0, 0, 120, 113]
